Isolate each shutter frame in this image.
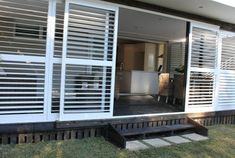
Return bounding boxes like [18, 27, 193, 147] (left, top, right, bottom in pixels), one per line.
[59, 0, 119, 121]
[216, 31, 235, 110]
[185, 22, 219, 112]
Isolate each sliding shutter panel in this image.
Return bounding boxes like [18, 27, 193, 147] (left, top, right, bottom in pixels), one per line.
[59, 0, 118, 120]
[217, 31, 235, 110]
[0, 0, 49, 122]
[186, 23, 219, 112]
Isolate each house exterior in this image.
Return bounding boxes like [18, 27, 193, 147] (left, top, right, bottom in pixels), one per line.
[0, 0, 235, 127]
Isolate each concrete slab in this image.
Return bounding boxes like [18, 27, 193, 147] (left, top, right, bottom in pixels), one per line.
[126, 140, 149, 151]
[182, 133, 209, 141]
[143, 138, 171, 147]
[163, 136, 191, 144]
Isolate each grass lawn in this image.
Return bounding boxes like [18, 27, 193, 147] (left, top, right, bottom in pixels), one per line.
[0, 125, 234, 158]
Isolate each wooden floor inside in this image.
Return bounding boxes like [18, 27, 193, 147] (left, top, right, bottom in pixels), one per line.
[114, 95, 184, 116]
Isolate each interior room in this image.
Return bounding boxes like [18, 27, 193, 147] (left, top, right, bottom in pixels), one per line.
[114, 8, 187, 116]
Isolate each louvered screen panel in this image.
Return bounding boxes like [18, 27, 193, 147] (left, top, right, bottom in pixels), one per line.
[0, 0, 48, 56]
[188, 71, 214, 107]
[60, 1, 118, 119]
[0, 0, 48, 116]
[64, 65, 112, 113]
[186, 25, 218, 110]
[0, 60, 45, 114]
[169, 42, 185, 76]
[218, 32, 235, 108]
[66, 4, 115, 61]
[218, 73, 235, 106]
[220, 34, 235, 70]
[191, 27, 217, 69]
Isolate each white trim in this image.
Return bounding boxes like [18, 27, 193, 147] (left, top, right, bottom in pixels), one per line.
[45, 0, 57, 120]
[216, 106, 235, 111]
[214, 30, 222, 110]
[59, 0, 70, 120]
[113, 112, 186, 119]
[0, 54, 46, 63]
[64, 58, 113, 66]
[110, 7, 119, 117]
[0, 114, 58, 124]
[190, 21, 220, 31]
[59, 113, 112, 121]
[189, 67, 216, 73]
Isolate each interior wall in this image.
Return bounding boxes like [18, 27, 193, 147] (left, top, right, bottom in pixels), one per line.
[122, 43, 145, 71]
[144, 43, 158, 72]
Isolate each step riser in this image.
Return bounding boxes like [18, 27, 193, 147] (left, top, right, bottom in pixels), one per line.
[124, 128, 195, 140]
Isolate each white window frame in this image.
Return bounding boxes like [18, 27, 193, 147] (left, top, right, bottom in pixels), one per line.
[184, 21, 220, 113]
[0, 0, 57, 124]
[59, 0, 119, 121]
[215, 30, 235, 111]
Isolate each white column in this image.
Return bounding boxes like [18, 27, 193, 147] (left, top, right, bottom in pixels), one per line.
[44, 0, 57, 120]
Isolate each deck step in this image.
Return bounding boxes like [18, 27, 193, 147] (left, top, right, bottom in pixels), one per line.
[118, 124, 194, 136]
[104, 117, 208, 148]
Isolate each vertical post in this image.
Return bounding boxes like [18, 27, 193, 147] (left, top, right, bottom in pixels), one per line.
[44, 0, 56, 121]
[184, 22, 192, 113]
[59, 1, 70, 120]
[214, 31, 222, 111]
[101, 12, 109, 111]
[110, 8, 119, 116]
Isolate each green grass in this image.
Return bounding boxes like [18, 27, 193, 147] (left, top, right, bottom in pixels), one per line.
[0, 125, 235, 158]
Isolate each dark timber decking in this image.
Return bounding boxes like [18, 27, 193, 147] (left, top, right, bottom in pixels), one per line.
[0, 110, 235, 145]
[114, 95, 182, 116]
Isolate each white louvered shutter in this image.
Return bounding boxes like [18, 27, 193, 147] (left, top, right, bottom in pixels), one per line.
[217, 31, 235, 110]
[0, 0, 49, 123]
[59, 0, 118, 120]
[168, 42, 185, 77]
[185, 23, 219, 112]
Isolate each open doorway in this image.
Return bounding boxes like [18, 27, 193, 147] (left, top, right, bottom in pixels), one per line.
[114, 8, 187, 116]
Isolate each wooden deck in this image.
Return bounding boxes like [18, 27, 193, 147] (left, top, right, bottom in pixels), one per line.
[114, 95, 183, 116]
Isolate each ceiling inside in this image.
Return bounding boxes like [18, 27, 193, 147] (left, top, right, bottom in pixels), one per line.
[137, 0, 235, 24]
[118, 8, 186, 42]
